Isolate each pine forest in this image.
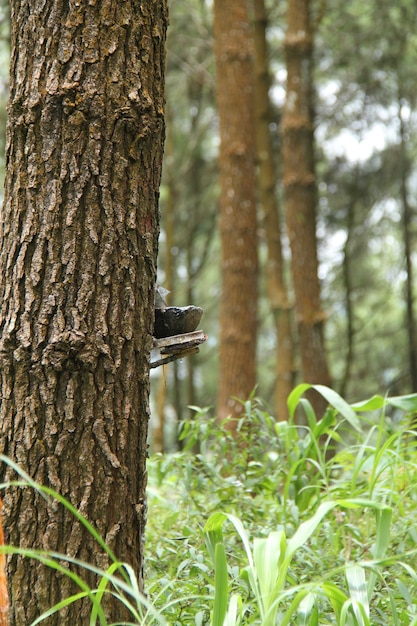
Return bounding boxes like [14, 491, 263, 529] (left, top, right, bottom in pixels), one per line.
[0, 0, 417, 624]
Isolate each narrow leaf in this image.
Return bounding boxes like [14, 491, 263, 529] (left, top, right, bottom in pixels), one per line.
[287, 385, 361, 431]
[287, 501, 336, 556]
[346, 565, 369, 618]
[223, 594, 242, 626]
[204, 512, 227, 565]
[311, 385, 361, 431]
[212, 542, 229, 626]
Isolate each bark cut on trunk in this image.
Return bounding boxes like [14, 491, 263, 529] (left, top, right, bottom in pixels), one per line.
[213, 0, 258, 428]
[282, 0, 331, 417]
[0, 1, 167, 623]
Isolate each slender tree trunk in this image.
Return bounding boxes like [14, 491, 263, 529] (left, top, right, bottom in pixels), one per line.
[186, 251, 197, 410]
[213, 0, 258, 428]
[153, 107, 176, 454]
[154, 372, 167, 453]
[340, 197, 356, 399]
[253, 0, 295, 420]
[185, 267, 200, 453]
[282, 0, 331, 416]
[398, 97, 417, 391]
[0, 1, 167, 623]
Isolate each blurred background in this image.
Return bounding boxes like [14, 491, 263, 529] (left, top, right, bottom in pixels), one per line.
[150, 0, 417, 449]
[0, 0, 415, 451]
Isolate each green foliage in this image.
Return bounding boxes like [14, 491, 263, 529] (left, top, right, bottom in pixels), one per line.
[150, 0, 417, 428]
[2, 386, 417, 624]
[204, 502, 392, 626]
[147, 386, 417, 624]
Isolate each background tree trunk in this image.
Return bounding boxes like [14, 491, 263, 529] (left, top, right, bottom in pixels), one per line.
[340, 196, 356, 399]
[0, 1, 167, 623]
[398, 95, 417, 392]
[153, 107, 176, 454]
[213, 0, 258, 428]
[253, 0, 295, 420]
[281, 0, 331, 417]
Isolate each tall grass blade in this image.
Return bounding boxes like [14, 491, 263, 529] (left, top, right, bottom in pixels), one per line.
[253, 531, 286, 621]
[367, 506, 392, 597]
[287, 501, 336, 556]
[340, 597, 371, 626]
[204, 511, 227, 565]
[0, 454, 119, 566]
[222, 514, 255, 570]
[346, 565, 369, 621]
[322, 582, 348, 622]
[30, 592, 94, 626]
[351, 393, 417, 413]
[90, 561, 130, 625]
[277, 588, 315, 626]
[297, 592, 318, 625]
[211, 542, 229, 626]
[223, 594, 242, 626]
[287, 384, 361, 431]
[204, 512, 230, 626]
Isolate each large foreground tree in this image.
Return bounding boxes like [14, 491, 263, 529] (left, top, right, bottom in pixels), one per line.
[213, 0, 258, 426]
[0, 1, 167, 623]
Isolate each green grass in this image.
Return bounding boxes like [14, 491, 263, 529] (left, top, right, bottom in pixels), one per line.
[2, 384, 417, 624]
[146, 386, 417, 625]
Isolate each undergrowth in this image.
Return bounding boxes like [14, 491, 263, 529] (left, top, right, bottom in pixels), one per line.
[146, 385, 417, 625]
[1, 384, 417, 624]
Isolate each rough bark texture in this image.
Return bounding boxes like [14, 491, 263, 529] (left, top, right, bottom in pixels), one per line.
[0, 1, 167, 623]
[253, 0, 295, 420]
[213, 0, 258, 427]
[282, 0, 331, 415]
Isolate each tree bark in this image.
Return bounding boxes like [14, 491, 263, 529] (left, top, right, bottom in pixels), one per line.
[282, 0, 331, 416]
[213, 0, 258, 428]
[0, 1, 167, 623]
[253, 0, 295, 420]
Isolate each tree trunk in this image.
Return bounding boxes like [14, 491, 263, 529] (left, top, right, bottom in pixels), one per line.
[213, 0, 258, 428]
[153, 106, 176, 454]
[340, 197, 356, 399]
[398, 97, 417, 392]
[282, 0, 331, 416]
[0, 1, 167, 623]
[253, 0, 295, 420]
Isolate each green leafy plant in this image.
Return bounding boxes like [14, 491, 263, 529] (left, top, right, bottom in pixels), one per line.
[204, 500, 392, 626]
[148, 384, 417, 624]
[1, 385, 417, 624]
